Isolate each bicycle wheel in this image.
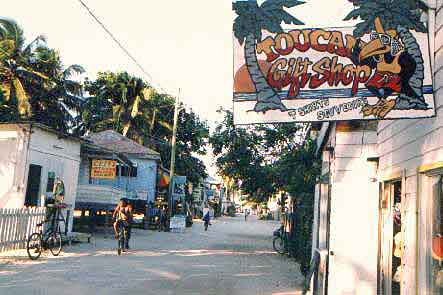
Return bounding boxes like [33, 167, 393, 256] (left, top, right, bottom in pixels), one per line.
[27, 233, 42, 260]
[273, 236, 285, 254]
[47, 231, 62, 256]
[117, 224, 124, 255]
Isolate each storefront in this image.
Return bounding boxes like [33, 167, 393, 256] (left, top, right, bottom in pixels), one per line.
[308, 1, 443, 294]
[418, 165, 443, 292]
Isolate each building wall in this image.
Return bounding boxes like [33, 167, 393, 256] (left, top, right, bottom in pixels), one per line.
[78, 156, 158, 202]
[0, 125, 28, 208]
[376, 5, 443, 293]
[325, 128, 379, 295]
[27, 127, 81, 232]
[0, 124, 81, 232]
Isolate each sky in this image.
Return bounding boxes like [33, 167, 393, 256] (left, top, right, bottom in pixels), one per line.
[3, 0, 355, 178]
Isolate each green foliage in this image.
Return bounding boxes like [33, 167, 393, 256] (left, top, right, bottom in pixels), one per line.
[79, 71, 209, 185]
[79, 72, 158, 137]
[210, 109, 273, 202]
[233, 0, 305, 44]
[0, 18, 209, 185]
[210, 108, 320, 275]
[344, 0, 427, 37]
[280, 140, 320, 275]
[0, 18, 84, 132]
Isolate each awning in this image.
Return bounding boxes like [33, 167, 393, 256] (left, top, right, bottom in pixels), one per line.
[81, 143, 134, 167]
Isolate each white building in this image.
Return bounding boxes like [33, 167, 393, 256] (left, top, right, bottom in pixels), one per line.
[0, 123, 81, 232]
[311, 4, 443, 294]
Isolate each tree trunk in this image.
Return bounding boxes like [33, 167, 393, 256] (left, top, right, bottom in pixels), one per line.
[244, 34, 286, 112]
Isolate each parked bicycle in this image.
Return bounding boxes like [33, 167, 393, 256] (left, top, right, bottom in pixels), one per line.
[272, 225, 289, 255]
[26, 203, 67, 260]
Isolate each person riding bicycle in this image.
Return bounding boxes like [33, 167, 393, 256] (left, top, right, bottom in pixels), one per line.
[113, 198, 131, 249]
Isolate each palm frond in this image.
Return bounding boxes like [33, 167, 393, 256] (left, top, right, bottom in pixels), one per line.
[0, 39, 15, 59]
[23, 35, 47, 56]
[130, 95, 140, 118]
[345, 0, 427, 37]
[62, 80, 83, 96]
[0, 81, 11, 101]
[233, 0, 305, 42]
[142, 87, 155, 100]
[12, 78, 31, 117]
[16, 67, 50, 81]
[63, 64, 85, 78]
[158, 120, 173, 131]
[0, 18, 24, 48]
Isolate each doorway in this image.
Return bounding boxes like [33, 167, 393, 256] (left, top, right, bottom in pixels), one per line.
[379, 180, 402, 295]
[24, 164, 42, 207]
[312, 180, 331, 295]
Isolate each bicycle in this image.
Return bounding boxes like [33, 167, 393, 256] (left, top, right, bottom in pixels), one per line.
[272, 225, 289, 255]
[116, 219, 129, 255]
[26, 222, 62, 260]
[26, 203, 67, 260]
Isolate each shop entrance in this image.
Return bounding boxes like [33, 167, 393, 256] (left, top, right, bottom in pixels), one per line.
[379, 180, 402, 295]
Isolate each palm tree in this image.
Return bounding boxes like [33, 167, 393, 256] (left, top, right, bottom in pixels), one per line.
[81, 72, 164, 137]
[24, 45, 86, 132]
[344, 0, 427, 37]
[0, 18, 49, 118]
[233, 0, 305, 112]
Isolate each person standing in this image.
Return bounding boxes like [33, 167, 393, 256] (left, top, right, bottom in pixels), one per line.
[244, 209, 249, 221]
[159, 206, 167, 232]
[202, 205, 210, 231]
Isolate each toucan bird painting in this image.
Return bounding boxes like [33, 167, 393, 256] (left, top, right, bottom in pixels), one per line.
[351, 17, 428, 118]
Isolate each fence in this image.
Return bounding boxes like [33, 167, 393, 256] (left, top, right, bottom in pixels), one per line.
[0, 207, 46, 253]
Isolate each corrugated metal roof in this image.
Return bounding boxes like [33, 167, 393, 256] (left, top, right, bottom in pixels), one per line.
[85, 130, 160, 160]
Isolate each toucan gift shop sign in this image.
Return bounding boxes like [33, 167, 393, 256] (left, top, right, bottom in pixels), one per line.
[233, 27, 435, 125]
[91, 159, 117, 179]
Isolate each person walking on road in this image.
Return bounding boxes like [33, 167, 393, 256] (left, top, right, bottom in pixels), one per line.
[244, 209, 249, 221]
[202, 205, 211, 231]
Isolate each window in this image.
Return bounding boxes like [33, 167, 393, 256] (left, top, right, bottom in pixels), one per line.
[46, 172, 55, 192]
[116, 163, 137, 178]
[420, 170, 443, 293]
[430, 176, 443, 293]
[24, 164, 42, 207]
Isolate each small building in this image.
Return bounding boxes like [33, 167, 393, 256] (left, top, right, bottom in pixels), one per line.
[0, 123, 82, 232]
[76, 130, 161, 213]
[203, 176, 224, 216]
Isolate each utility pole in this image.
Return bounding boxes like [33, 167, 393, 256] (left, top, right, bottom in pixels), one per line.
[168, 89, 180, 222]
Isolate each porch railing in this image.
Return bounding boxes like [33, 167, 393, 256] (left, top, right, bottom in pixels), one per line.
[0, 207, 46, 253]
[76, 184, 138, 205]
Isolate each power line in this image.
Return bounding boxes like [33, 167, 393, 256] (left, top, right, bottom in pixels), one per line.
[76, 0, 168, 94]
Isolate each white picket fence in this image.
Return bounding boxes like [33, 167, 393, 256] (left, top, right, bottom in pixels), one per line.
[0, 207, 46, 253]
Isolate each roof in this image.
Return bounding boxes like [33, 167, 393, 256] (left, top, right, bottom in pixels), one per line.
[81, 142, 135, 167]
[85, 130, 161, 160]
[205, 176, 222, 185]
[0, 121, 84, 143]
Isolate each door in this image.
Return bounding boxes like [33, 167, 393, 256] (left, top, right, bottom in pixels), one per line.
[314, 181, 331, 295]
[379, 180, 402, 295]
[24, 164, 42, 207]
